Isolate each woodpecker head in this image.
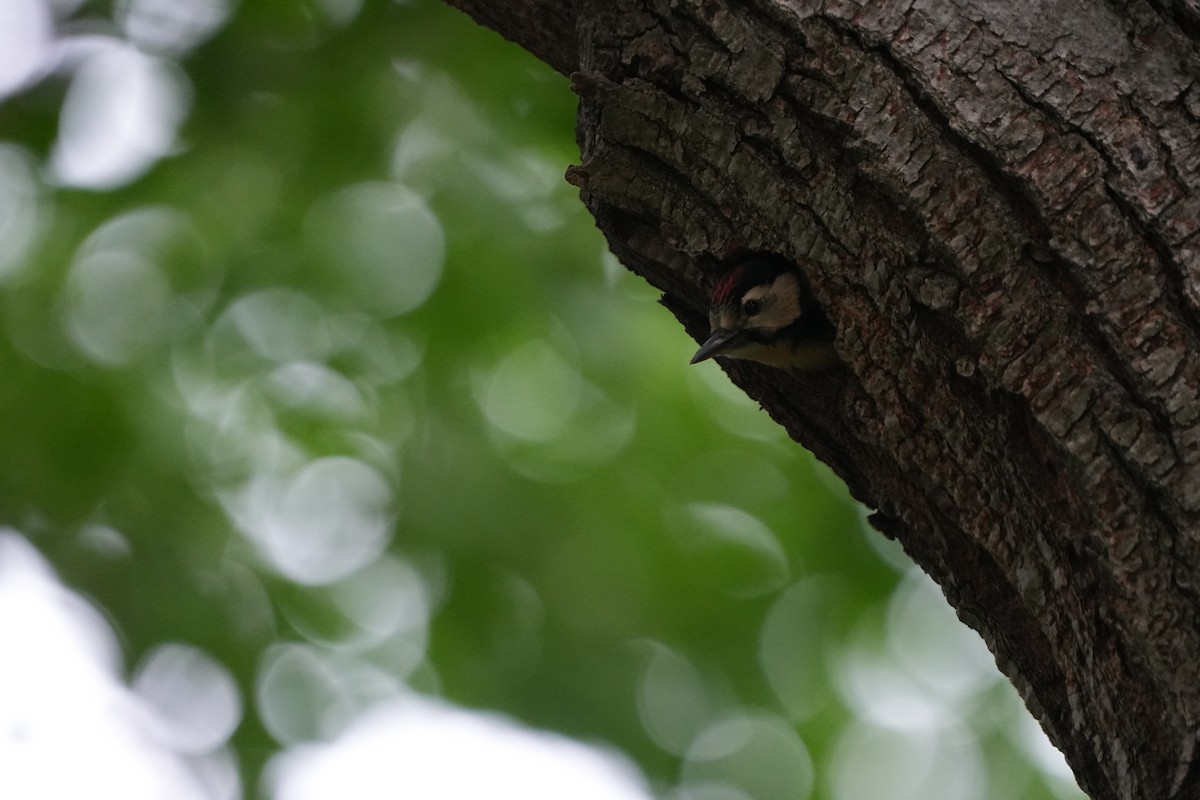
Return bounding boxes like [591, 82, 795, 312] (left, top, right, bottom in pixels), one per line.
[690, 258, 837, 369]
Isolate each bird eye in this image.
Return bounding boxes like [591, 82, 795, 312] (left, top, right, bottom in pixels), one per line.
[743, 299, 763, 316]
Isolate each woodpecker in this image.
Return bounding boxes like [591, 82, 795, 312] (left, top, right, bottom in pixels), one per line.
[690, 257, 838, 369]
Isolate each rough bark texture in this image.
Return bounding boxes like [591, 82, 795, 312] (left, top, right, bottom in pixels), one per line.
[440, 1, 1200, 798]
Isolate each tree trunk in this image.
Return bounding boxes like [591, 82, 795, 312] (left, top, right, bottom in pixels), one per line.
[438, 1, 1200, 798]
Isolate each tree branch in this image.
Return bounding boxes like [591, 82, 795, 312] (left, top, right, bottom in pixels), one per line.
[437, 1, 1200, 798]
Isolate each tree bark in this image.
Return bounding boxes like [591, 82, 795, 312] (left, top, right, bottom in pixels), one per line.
[439, 1, 1200, 798]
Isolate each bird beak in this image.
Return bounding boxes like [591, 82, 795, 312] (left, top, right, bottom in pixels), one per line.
[690, 329, 738, 364]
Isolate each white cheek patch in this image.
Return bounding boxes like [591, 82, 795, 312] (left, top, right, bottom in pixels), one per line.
[771, 271, 800, 299]
[750, 272, 802, 329]
[741, 285, 771, 303]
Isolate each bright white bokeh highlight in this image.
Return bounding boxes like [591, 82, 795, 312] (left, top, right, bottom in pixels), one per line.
[116, 0, 232, 55]
[266, 696, 654, 800]
[264, 361, 370, 422]
[258, 644, 364, 744]
[225, 289, 335, 364]
[133, 643, 243, 753]
[886, 570, 999, 701]
[1012, 709, 1087, 793]
[52, 43, 190, 188]
[828, 569, 1087, 799]
[63, 205, 214, 365]
[323, 556, 431, 651]
[223, 456, 395, 585]
[835, 569, 1000, 732]
[0, 0, 53, 97]
[0, 531, 237, 800]
[829, 723, 985, 800]
[306, 183, 445, 318]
